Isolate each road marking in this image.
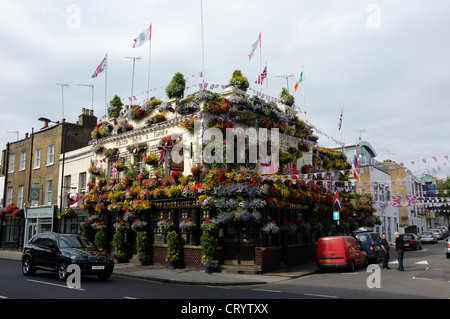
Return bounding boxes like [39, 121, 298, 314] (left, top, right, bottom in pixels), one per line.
[252, 288, 282, 293]
[0, 295, 8, 299]
[304, 293, 338, 299]
[415, 260, 428, 265]
[26, 279, 85, 291]
[412, 277, 432, 281]
[124, 296, 138, 299]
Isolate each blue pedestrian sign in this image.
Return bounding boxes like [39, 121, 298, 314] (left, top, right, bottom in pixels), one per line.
[333, 211, 340, 221]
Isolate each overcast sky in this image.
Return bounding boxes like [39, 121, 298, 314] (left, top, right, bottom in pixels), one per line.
[1, 0, 449, 178]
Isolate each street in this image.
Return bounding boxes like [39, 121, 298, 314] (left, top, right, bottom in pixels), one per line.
[0, 241, 448, 301]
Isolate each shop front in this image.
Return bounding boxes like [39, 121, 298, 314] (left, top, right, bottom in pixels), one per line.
[24, 205, 57, 244]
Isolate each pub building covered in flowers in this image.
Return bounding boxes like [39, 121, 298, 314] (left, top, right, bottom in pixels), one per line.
[80, 71, 378, 272]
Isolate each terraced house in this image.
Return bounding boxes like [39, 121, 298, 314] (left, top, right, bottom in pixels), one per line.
[0, 109, 96, 249]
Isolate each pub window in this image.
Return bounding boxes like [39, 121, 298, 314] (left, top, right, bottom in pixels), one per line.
[79, 172, 87, 193]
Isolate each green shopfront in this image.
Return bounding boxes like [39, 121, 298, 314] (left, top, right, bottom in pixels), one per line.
[23, 205, 57, 244]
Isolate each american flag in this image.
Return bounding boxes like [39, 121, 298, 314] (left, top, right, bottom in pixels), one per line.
[255, 65, 267, 84]
[91, 55, 107, 78]
[338, 110, 343, 130]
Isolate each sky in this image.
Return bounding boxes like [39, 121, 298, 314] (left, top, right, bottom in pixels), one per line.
[0, 0, 449, 179]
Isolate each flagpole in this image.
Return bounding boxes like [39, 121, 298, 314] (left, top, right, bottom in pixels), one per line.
[200, 0, 205, 89]
[147, 24, 152, 101]
[302, 65, 306, 121]
[259, 32, 262, 94]
[105, 54, 108, 117]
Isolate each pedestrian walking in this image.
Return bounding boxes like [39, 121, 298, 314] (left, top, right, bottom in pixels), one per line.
[380, 233, 390, 270]
[393, 232, 405, 271]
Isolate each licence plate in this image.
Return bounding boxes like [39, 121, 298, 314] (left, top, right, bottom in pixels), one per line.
[92, 265, 105, 270]
[404, 244, 409, 246]
[320, 258, 331, 263]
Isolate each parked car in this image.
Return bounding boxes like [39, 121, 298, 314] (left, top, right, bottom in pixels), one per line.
[446, 239, 450, 259]
[354, 232, 383, 263]
[430, 228, 444, 240]
[22, 232, 114, 281]
[317, 236, 368, 271]
[400, 233, 422, 250]
[436, 226, 449, 238]
[419, 231, 437, 244]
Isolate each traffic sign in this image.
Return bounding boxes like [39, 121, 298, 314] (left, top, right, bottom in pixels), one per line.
[333, 211, 340, 221]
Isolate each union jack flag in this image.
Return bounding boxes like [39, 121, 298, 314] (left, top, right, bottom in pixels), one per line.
[156, 144, 169, 166]
[287, 162, 298, 175]
[91, 55, 107, 78]
[66, 193, 80, 206]
[333, 191, 342, 210]
[111, 160, 118, 179]
[255, 65, 267, 84]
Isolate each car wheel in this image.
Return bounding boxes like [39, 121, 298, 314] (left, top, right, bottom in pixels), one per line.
[22, 256, 36, 276]
[58, 260, 69, 281]
[348, 260, 356, 272]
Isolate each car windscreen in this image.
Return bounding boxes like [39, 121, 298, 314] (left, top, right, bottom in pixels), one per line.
[355, 234, 368, 244]
[58, 236, 93, 248]
[402, 234, 413, 239]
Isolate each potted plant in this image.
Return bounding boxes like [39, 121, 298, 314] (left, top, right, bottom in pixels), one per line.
[166, 231, 183, 268]
[112, 231, 128, 263]
[229, 70, 249, 92]
[280, 87, 295, 106]
[108, 95, 123, 119]
[200, 220, 219, 273]
[166, 72, 186, 99]
[136, 230, 151, 265]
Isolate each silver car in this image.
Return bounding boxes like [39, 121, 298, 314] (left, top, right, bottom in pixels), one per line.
[420, 231, 437, 244]
[430, 228, 444, 240]
[436, 226, 449, 238]
[446, 238, 450, 259]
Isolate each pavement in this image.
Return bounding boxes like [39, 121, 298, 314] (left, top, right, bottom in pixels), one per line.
[0, 249, 318, 286]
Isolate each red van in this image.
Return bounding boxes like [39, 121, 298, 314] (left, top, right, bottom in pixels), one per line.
[317, 236, 368, 271]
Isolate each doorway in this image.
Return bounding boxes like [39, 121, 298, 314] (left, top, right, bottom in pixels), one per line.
[223, 224, 255, 265]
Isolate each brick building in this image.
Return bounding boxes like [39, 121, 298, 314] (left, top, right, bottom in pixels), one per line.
[0, 108, 97, 249]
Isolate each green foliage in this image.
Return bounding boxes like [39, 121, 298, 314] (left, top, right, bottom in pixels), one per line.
[166, 231, 182, 263]
[108, 95, 124, 119]
[229, 70, 249, 92]
[94, 229, 108, 252]
[136, 231, 151, 254]
[200, 230, 218, 265]
[166, 72, 186, 99]
[112, 231, 127, 260]
[280, 88, 295, 106]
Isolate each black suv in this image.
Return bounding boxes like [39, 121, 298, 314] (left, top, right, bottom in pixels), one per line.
[22, 233, 114, 281]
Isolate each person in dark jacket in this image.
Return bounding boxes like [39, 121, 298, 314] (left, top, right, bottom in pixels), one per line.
[380, 233, 390, 270]
[393, 232, 405, 271]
